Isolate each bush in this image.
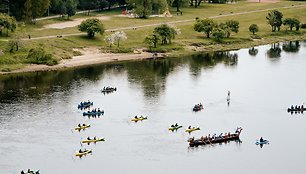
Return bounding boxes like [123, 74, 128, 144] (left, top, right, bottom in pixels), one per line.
[301, 23, 306, 29]
[26, 47, 58, 65]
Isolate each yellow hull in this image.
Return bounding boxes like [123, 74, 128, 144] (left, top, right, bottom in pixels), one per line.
[185, 127, 200, 133]
[131, 117, 147, 122]
[75, 125, 91, 131]
[81, 138, 105, 144]
[75, 149, 92, 157]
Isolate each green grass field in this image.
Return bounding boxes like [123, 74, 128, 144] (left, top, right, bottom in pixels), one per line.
[0, 1, 306, 72]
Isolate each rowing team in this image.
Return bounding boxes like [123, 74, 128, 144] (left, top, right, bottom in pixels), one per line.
[79, 101, 92, 106]
[20, 169, 40, 174]
[77, 123, 87, 127]
[134, 115, 146, 119]
[290, 105, 304, 110]
[102, 86, 116, 90]
[170, 123, 180, 127]
[86, 136, 97, 140]
[195, 127, 242, 140]
[193, 103, 203, 109]
[87, 108, 103, 113]
[78, 148, 90, 153]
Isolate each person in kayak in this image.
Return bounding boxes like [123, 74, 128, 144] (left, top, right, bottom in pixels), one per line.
[175, 123, 178, 127]
[87, 137, 91, 140]
[98, 108, 101, 112]
[171, 124, 174, 127]
[21, 170, 25, 174]
[78, 124, 81, 127]
[188, 125, 191, 129]
[134, 116, 138, 119]
[291, 105, 294, 110]
[93, 136, 96, 140]
[260, 137, 264, 142]
[79, 149, 83, 153]
[82, 124, 86, 126]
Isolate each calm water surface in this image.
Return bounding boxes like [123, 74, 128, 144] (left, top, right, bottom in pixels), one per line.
[0, 41, 306, 174]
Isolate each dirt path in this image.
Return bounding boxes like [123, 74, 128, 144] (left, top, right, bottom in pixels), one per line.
[25, 4, 305, 41]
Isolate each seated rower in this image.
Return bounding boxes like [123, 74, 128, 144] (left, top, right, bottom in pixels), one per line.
[98, 108, 101, 112]
[93, 136, 96, 140]
[175, 123, 178, 127]
[188, 125, 191, 129]
[260, 137, 264, 142]
[291, 105, 294, 109]
[87, 137, 91, 140]
[171, 125, 174, 127]
[78, 124, 81, 127]
[79, 149, 83, 153]
[21, 170, 25, 174]
[134, 116, 138, 119]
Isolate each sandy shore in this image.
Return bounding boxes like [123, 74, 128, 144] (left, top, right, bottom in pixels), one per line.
[0, 48, 165, 75]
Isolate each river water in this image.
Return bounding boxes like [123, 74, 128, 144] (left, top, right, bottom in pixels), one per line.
[0, 41, 306, 174]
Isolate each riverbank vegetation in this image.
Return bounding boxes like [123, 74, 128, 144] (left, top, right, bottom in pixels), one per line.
[0, 1, 306, 72]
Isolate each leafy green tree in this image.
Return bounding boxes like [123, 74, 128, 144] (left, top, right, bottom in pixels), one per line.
[154, 24, 179, 45]
[144, 33, 160, 48]
[171, 0, 189, 12]
[66, 0, 78, 19]
[0, 13, 17, 36]
[79, 0, 98, 15]
[127, 0, 168, 18]
[266, 10, 283, 32]
[212, 27, 226, 41]
[78, 18, 105, 38]
[23, 0, 51, 23]
[97, 0, 110, 10]
[283, 18, 300, 31]
[57, 0, 67, 18]
[249, 24, 259, 34]
[225, 20, 239, 38]
[194, 18, 215, 38]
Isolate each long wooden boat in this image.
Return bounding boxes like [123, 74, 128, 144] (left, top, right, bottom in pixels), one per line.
[188, 127, 242, 147]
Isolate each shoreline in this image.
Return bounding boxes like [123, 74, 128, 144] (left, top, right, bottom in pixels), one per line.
[0, 49, 166, 75]
[1, 35, 306, 76]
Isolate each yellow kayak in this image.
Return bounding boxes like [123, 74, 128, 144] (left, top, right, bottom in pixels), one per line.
[131, 116, 147, 122]
[75, 149, 92, 157]
[81, 138, 105, 144]
[185, 127, 200, 133]
[75, 124, 91, 131]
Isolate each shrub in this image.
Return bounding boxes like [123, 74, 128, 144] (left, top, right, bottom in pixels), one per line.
[301, 23, 306, 29]
[26, 47, 58, 65]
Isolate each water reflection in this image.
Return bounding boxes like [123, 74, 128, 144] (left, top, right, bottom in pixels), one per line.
[248, 47, 258, 56]
[267, 43, 282, 59]
[188, 51, 238, 77]
[282, 41, 300, 53]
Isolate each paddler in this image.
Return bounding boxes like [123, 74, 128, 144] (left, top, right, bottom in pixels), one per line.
[175, 123, 178, 127]
[260, 137, 264, 142]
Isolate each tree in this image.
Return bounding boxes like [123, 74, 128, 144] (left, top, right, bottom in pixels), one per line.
[225, 20, 239, 38]
[144, 33, 160, 48]
[126, 0, 168, 18]
[283, 18, 300, 31]
[78, 18, 105, 38]
[266, 10, 283, 32]
[171, 0, 189, 12]
[249, 24, 259, 34]
[66, 0, 78, 19]
[57, 0, 67, 19]
[154, 24, 179, 45]
[23, 0, 51, 23]
[112, 31, 127, 47]
[0, 13, 17, 36]
[97, 0, 110, 11]
[105, 34, 115, 47]
[79, 0, 98, 15]
[194, 18, 215, 38]
[212, 27, 226, 41]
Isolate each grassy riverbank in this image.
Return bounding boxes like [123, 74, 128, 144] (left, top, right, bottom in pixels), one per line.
[0, 1, 306, 72]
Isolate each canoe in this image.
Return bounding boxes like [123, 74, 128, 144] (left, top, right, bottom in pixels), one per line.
[81, 138, 105, 144]
[255, 140, 269, 145]
[78, 102, 93, 109]
[131, 116, 147, 122]
[83, 111, 104, 116]
[188, 127, 243, 147]
[185, 127, 200, 133]
[169, 125, 183, 131]
[75, 149, 92, 157]
[75, 124, 91, 131]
